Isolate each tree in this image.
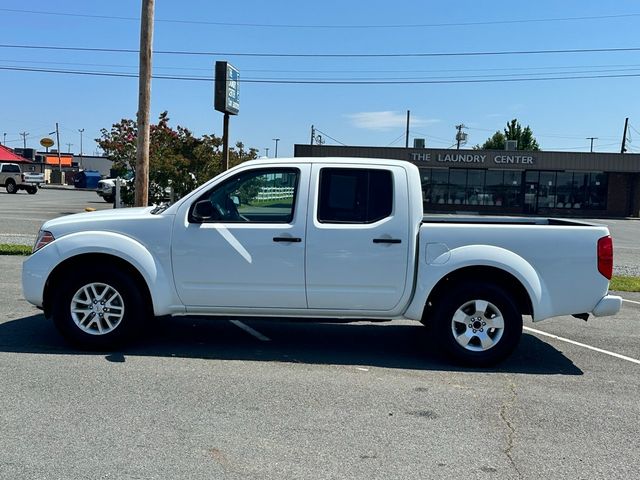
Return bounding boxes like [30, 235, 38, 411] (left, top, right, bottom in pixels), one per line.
[96, 112, 259, 205]
[478, 119, 540, 151]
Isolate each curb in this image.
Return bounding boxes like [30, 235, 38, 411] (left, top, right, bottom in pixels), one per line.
[40, 185, 96, 192]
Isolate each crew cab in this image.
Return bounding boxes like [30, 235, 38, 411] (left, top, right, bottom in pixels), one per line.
[22, 158, 622, 365]
[0, 163, 44, 194]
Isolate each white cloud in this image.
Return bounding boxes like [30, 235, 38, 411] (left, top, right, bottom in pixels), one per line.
[346, 111, 439, 131]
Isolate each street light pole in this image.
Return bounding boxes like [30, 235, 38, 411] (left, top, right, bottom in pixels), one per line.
[265, 147, 269, 157]
[273, 138, 280, 158]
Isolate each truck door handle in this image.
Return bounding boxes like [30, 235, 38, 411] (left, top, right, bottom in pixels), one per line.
[373, 238, 402, 244]
[273, 236, 302, 243]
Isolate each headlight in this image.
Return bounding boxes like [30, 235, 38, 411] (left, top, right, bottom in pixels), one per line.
[33, 230, 55, 252]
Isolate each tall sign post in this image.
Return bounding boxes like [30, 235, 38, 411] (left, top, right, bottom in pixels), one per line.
[215, 61, 240, 171]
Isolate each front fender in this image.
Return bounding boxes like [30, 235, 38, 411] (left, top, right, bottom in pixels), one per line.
[404, 244, 550, 321]
[22, 231, 183, 316]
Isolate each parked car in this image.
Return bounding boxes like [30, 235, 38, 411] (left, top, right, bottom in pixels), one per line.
[22, 158, 621, 365]
[96, 172, 133, 203]
[0, 163, 44, 194]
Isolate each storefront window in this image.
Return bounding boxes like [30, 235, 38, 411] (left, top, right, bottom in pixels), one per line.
[421, 169, 432, 203]
[555, 172, 574, 209]
[535, 171, 607, 211]
[538, 172, 557, 208]
[431, 169, 449, 205]
[419, 166, 608, 213]
[466, 170, 485, 205]
[449, 169, 467, 205]
[503, 171, 522, 207]
[587, 172, 607, 209]
[485, 170, 504, 206]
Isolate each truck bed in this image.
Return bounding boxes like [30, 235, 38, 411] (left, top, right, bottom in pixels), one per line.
[422, 215, 599, 227]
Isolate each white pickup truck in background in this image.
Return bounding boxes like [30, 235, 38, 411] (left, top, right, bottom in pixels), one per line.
[0, 163, 44, 194]
[22, 158, 622, 365]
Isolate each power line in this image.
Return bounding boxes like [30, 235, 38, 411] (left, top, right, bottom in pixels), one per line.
[2, 8, 639, 29]
[313, 128, 347, 146]
[386, 132, 406, 146]
[4, 59, 640, 80]
[3, 43, 640, 58]
[3, 65, 640, 85]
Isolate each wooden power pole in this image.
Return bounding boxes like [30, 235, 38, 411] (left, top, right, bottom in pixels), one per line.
[621, 117, 629, 154]
[135, 0, 155, 207]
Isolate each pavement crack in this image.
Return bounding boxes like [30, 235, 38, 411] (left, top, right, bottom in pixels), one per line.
[499, 380, 523, 479]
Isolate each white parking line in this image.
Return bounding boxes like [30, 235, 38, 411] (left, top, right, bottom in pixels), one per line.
[622, 298, 640, 306]
[524, 327, 640, 366]
[229, 320, 271, 342]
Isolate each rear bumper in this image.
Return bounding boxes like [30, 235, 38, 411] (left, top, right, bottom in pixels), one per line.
[591, 294, 622, 317]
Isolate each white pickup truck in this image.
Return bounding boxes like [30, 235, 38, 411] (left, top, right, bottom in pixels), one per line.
[0, 163, 44, 194]
[22, 158, 621, 365]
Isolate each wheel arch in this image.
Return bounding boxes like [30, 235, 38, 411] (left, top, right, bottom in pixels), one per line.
[43, 253, 153, 318]
[421, 265, 534, 324]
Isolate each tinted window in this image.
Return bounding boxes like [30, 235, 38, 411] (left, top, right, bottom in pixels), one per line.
[318, 168, 392, 223]
[191, 168, 299, 223]
[3, 164, 20, 173]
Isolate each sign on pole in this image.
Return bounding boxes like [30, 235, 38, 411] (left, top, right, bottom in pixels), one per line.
[215, 61, 240, 171]
[215, 61, 240, 115]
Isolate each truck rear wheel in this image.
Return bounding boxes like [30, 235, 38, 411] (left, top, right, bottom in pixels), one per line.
[52, 265, 146, 349]
[6, 179, 17, 194]
[431, 282, 522, 366]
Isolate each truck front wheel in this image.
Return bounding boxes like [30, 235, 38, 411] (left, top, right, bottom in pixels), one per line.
[5, 179, 17, 194]
[52, 265, 146, 349]
[431, 282, 522, 366]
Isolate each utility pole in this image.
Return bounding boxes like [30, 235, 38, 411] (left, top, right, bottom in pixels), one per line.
[273, 138, 280, 158]
[2, 133, 6, 145]
[55, 123, 62, 173]
[135, 0, 155, 207]
[455, 124, 467, 150]
[621, 117, 629, 154]
[310, 125, 315, 145]
[586, 137, 598, 153]
[78, 128, 84, 169]
[66, 143, 73, 153]
[405, 110, 410, 148]
[20, 131, 29, 149]
[265, 147, 269, 157]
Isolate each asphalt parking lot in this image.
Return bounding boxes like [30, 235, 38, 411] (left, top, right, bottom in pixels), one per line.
[0, 188, 639, 479]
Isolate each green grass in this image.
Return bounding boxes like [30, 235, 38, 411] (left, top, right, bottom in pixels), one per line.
[610, 275, 640, 292]
[0, 244, 31, 256]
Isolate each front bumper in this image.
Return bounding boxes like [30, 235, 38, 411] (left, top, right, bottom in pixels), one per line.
[591, 294, 623, 317]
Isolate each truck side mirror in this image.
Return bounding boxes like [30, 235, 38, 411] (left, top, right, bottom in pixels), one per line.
[192, 200, 215, 222]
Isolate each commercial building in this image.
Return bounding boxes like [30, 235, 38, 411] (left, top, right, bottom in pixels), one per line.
[294, 144, 640, 218]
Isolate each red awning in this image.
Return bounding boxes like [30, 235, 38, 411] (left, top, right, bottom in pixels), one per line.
[0, 145, 32, 163]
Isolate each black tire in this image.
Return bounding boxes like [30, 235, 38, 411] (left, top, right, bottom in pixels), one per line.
[6, 179, 17, 194]
[26, 186, 37, 195]
[431, 282, 522, 366]
[52, 265, 147, 349]
[103, 195, 114, 203]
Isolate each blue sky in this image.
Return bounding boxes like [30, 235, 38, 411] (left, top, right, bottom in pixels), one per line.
[1, 1, 639, 157]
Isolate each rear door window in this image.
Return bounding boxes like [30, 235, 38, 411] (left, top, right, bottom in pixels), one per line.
[317, 168, 393, 223]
